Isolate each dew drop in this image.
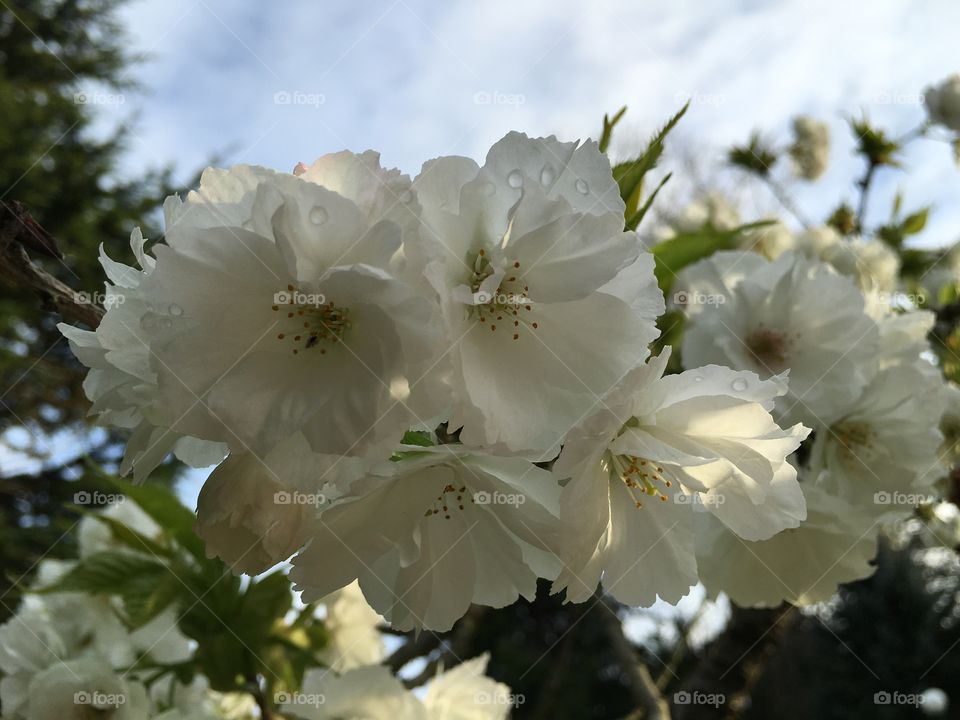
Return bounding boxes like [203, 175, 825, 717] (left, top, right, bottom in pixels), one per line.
[575, 178, 589, 195]
[309, 206, 328, 225]
[731, 378, 749, 392]
[168, 303, 183, 317]
[540, 165, 555, 186]
[507, 170, 523, 189]
[160, 318, 173, 329]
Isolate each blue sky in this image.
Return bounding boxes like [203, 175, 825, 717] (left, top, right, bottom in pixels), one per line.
[93, 0, 960, 247]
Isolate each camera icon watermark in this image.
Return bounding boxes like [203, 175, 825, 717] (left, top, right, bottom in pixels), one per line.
[674, 493, 725, 512]
[74, 691, 127, 707]
[873, 491, 935, 506]
[473, 90, 525, 107]
[274, 490, 326, 506]
[473, 490, 526, 507]
[273, 290, 326, 307]
[273, 90, 325, 108]
[74, 91, 125, 106]
[673, 690, 725, 707]
[74, 290, 125, 306]
[873, 690, 924, 707]
[473, 691, 525, 707]
[673, 290, 726, 307]
[73, 490, 126, 506]
[275, 691, 326, 706]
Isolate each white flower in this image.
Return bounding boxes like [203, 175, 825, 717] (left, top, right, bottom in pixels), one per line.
[925, 74, 960, 131]
[793, 225, 842, 260]
[696, 481, 880, 606]
[138, 161, 444, 460]
[283, 654, 510, 720]
[788, 116, 830, 181]
[551, 349, 809, 606]
[423, 654, 513, 720]
[808, 360, 947, 505]
[318, 581, 386, 672]
[26, 659, 149, 720]
[0, 600, 69, 717]
[821, 237, 900, 292]
[292, 445, 561, 631]
[412, 133, 663, 455]
[58, 230, 228, 481]
[77, 501, 162, 557]
[679, 251, 880, 427]
[195, 451, 311, 576]
[282, 664, 424, 719]
[652, 193, 740, 244]
[739, 220, 796, 260]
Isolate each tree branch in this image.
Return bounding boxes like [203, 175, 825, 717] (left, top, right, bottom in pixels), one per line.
[598, 593, 671, 720]
[0, 200, 103, 328]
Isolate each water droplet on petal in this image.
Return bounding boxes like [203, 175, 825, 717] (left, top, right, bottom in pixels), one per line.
[168, 303, 183, 317]
[507, 170, 523, 189]
[575, 178, 589, 195]
[160, 318, 173, 329]
[540, 165, 555, 186]
[309, 206, 328, 225]
[731, 378, 749, 392]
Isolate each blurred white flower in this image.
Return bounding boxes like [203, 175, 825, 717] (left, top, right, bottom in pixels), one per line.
[551, 349, 809, 606]
[58, 230, 228, 482]
[925, 74, 960, 131]
[412, 132, 663, 455]
[26, 659, 149, 720]
[808, 361, 947, 505]
[739, 220, 796, 260]
[788, 116, 830, 181]
[292, 445, 561, 631]
[696, 481, 880, 606]
[821, 236, 900, 292]
[283, 654, 510, 720]
[318, 581, 386, 672]
[679, 251, 879, 427]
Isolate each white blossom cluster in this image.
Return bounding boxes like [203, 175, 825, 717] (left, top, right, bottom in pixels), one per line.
[59, 131, 947, 636]
[0, 503, 509, 720]
[672, 247, 951, 604]
[0, 503, 233, 720]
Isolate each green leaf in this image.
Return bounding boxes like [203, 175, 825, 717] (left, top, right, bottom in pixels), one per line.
[94, 514, 173, 559]
[652, 221, 773, 292]
[902, 208, 929, 235]
[240, 571, 293, 645]
[400, 430, 434, 447]
[599, 106, 627, 154]
[108, 478, 205, 560]
[625, 172, 672, 231]
[122, 569, 182, 628]
[36, 551, 166, 596]
[613, 102, 688, 219]
[728, 131, 778, 175]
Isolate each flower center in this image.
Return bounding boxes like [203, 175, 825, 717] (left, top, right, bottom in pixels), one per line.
[271, 284, 351, 356]
[469, 250, 539, 341]
[745, 327, 790, 373]
[424, 482, 472, 520]
[608, 453, 672, 508]
[832, 420, 878, 464]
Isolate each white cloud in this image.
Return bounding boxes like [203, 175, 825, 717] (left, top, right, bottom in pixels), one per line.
[109, 0, 960, 246]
